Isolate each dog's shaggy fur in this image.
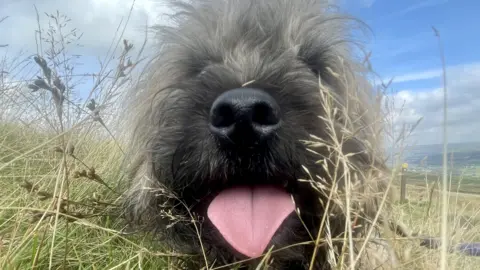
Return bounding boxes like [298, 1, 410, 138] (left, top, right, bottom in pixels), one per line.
[122, 0, 398, 269]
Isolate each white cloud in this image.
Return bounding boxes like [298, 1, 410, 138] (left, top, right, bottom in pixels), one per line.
[0, 0, 171, 56]
[378, 0, 448, 20]
[337, 0, 376, 9]
[360, 0, 376, 8]
[388, 62, 480, 84]
[388, 62, 480, 145]
[392, 69, 443, 83]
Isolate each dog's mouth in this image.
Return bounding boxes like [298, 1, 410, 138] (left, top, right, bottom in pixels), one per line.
[206, 184, 295, 258]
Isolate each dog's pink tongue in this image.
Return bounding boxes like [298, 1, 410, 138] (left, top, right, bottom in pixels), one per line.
[207, 185, 295, 258]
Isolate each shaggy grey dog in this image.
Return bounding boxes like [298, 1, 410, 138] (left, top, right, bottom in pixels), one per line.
[123, 0, 398, 269]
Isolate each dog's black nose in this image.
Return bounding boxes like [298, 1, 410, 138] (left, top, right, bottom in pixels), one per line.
[209, 88, 281, 146]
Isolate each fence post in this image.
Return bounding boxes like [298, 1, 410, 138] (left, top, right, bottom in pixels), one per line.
[400, 163, 408, 203]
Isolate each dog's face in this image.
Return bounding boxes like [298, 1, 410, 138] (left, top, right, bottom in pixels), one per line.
[159, 56, 328, 262]
[125, 0, 383, 268]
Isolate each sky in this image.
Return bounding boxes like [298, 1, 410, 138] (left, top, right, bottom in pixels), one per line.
[0, 0, 478, 146]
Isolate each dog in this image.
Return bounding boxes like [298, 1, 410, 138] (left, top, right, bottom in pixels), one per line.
[122, 0, 398, 269]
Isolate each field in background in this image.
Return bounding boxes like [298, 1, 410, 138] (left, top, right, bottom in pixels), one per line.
[1, 7, 480, 270]
[404, 171, 480, 195]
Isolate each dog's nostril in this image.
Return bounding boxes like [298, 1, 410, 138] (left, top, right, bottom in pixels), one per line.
[211, 104, 235, 128]
[209, 88, 281, 146]
[251, 102, 280, 126]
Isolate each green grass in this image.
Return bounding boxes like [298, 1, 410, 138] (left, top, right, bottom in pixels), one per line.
[403, 171, 480, 194]
[0, 124, 176, 269]
[0, 9, 185, 268]
[1, 124, 480, 269]
[389, 186, 480, 269]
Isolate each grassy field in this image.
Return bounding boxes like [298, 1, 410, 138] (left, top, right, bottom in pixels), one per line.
[0, 124, 174, 269]
[1, 123, 480, 269]
[404, 171, 480, 195]
[1, 7, 480, 270]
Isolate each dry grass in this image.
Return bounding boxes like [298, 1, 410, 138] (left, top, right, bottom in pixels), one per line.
[0, 5, 479, 270]
[388, 186, 480, 269]
[0, 8, 175, 269]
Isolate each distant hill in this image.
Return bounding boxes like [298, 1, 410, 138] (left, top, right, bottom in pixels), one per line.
[388, 142, 480, 176]
[402, 142, 480, 165]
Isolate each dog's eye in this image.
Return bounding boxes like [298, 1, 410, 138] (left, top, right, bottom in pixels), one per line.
[298, 55, 321, 77]
[309, 67, 320, 77]
[297, 45, 324, 78]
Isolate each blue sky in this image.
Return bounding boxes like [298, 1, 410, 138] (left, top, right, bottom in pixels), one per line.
[338, 0, 480, 145]
[343, 0, 479, 92]
[1, 0, 478, 145]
